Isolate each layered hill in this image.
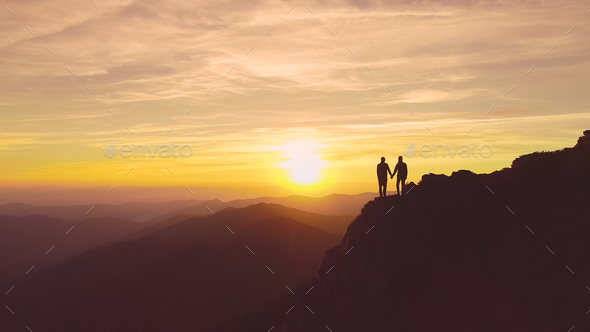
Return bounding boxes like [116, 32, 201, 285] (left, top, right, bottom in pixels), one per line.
[146, 193, 372, 225]
[214, 130, 590, 332]
[1, 203, 343, 331]
[0, 215, 146, 283]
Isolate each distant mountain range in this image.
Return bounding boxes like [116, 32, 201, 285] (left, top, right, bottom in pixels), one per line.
[0, 185, 293, 206]
[0, 192, 373, 224]
[146, 193, 375, 224]
[0, 200, 201, 222]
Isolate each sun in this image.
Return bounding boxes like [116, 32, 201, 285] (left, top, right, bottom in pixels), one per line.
[277, 141, 328, 185]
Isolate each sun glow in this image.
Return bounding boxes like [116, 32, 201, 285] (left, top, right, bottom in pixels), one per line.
[277, 141, 328, 185]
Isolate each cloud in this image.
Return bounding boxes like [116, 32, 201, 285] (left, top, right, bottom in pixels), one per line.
[1, 0, 589, 190]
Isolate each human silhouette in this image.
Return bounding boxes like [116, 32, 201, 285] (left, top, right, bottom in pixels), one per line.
[391, 156, 408, 196]
[377, 157, 393, 197]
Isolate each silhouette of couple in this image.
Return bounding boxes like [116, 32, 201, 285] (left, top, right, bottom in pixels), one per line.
[377, 156, 407, 197]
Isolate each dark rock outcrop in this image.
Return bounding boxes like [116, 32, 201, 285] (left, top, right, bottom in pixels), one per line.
[575, 130, 590, 147]
[288, 131, 590, 332]
[212, 131, 590, 332]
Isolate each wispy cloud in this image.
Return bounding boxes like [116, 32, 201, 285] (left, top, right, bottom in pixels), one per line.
[1, 0, 589, 193]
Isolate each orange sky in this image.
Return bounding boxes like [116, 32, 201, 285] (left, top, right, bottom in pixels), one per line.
[1, 0, 589, 198]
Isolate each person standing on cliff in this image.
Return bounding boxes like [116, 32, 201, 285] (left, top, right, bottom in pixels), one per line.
[391, 156, 408, 196]
[377, 157, 393, 197]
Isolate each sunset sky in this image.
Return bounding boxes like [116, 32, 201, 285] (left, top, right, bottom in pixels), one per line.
[1, 0, 589, 199]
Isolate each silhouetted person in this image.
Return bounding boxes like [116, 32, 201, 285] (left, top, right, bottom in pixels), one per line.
[377, 157, 393, 197]
[391, 156, 408, 196]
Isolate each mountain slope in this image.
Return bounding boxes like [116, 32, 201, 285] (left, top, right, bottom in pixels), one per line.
[0, 215, 147, 283]
[149, 203, 354, 236]
[1, 204, 342, 331]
